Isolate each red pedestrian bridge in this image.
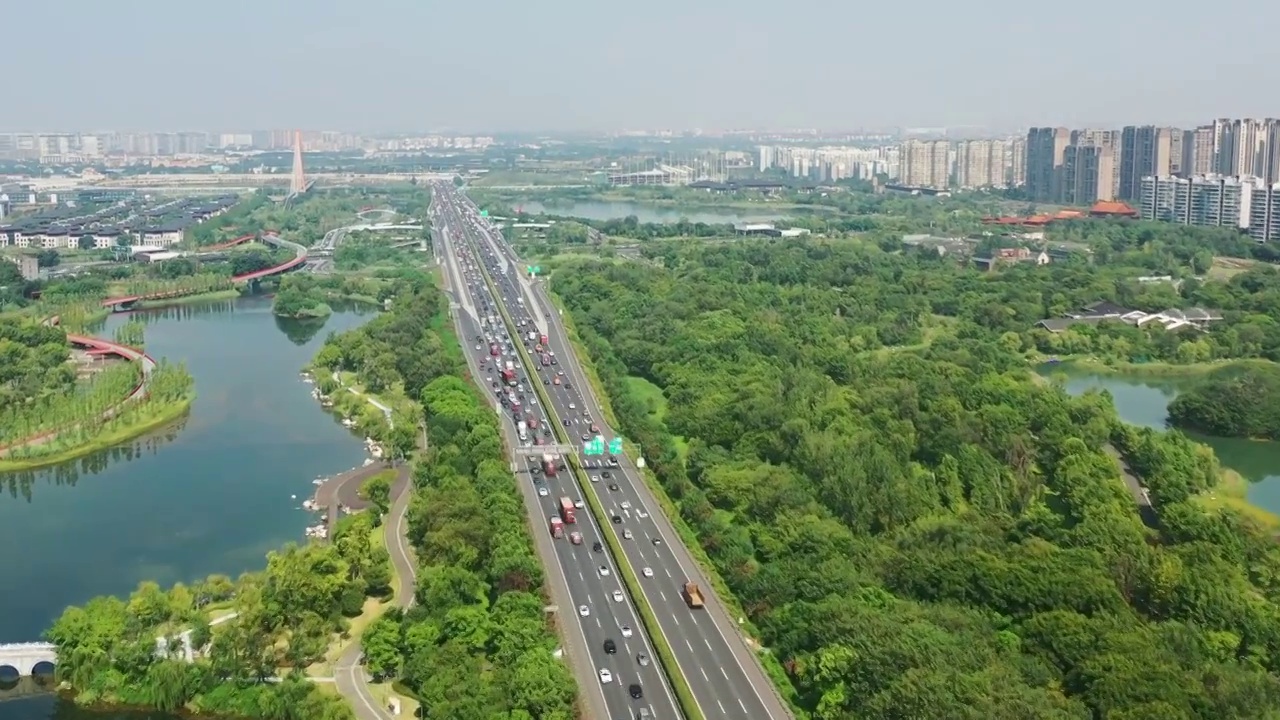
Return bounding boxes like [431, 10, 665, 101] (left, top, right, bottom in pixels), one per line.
[205, 234, 256, 251]
[102, 233, 308, 310]
[0, 321, 160, 457]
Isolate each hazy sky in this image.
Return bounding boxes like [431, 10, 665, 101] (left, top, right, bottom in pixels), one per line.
[9, 0, 1278, 132]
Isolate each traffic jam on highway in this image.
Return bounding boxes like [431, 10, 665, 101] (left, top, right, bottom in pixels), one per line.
[437, 194, 674, 720]
[434, 184, 788, 720]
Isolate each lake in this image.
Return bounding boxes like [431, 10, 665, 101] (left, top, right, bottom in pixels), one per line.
[0, 296, 376, 718]
[513, 199, 789, 225]
[1045, 363, 1280, 515]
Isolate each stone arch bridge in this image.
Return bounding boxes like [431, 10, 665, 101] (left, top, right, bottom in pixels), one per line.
[0, 643, 56, 676]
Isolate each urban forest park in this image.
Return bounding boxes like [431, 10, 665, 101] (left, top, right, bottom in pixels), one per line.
[520, 185, 1280, 717]
[8, 176, 1280, 720]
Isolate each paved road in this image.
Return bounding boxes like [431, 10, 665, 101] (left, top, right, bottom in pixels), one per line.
[334, 462, 414, 720]
[435, 188, 679, 720]
[443, 184, 794, 719]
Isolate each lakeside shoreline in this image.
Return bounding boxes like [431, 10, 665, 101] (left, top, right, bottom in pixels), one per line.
[0, 288, 241, 473]
[0, 394, 194, 473]
[1032, 360, 1280, 530]
[1039, 355, 1277, 378]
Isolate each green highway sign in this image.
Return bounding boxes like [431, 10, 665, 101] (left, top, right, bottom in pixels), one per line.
[583, 436, 605, 455]
[608, 437, 623, 455]
[527, 265, 541, 276]
[480, 210, 489, 217]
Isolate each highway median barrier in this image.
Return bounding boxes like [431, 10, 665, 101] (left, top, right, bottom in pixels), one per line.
[541, 277, 805, 717]
[471, 238, 706, 720]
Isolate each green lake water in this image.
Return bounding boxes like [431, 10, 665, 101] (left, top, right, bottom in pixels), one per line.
[0, 296, 376, 718]
[1045, 363, 1280, 515]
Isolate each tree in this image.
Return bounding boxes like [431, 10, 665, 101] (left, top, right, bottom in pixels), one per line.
[362, 472, 392, 518]
[361, 616, 402, 679]
[387, 419, 418, 464]
[78, 234, 96, 250]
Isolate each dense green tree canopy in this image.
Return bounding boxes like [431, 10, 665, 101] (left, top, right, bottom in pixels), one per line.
[552, 238, 1280, 719]
[1168, 363, 1280, 440]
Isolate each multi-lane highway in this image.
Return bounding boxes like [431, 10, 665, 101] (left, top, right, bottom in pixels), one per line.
[432, 189, 681, 720]
[435, 183, 794, 720]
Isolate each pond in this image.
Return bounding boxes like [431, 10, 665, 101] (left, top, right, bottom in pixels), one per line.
[0, 296, 377, 718]
[1044, 363, 1280, 515]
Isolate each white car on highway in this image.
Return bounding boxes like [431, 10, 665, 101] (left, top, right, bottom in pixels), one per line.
[599, 668, 613, 685]
[538, 486, 548, 497]
[612, 589, 624, 602]
[642, 567, 654, 578]
[620, 625, 633, 638]
[598, 565, 610, 577]
[578, 605, 590, 617]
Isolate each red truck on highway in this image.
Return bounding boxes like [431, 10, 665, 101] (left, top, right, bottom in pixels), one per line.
[550, 517, 564, 538]
[542, 453, 558, 477]
[559, 496, 576, 524]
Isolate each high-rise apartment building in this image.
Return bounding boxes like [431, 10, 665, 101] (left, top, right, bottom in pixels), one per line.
[758, 146, 773, 172]
[899, 140, 951, 189]
[1265, 120, 1280, 183]
[1061, 144, 1115, 204]
[1007, 137, 1026, 187]
[954, 139, 1007, 189]
[1139, 174, 1258, 230]
[1209, 118, 1275, 177]
[1169, 132, 1187, 176]
[1071, 129, 1121, 198]
[1025, 127, 1071, 202]
[1218, 119, 1269, 178]
[1248, 181, 1280, 242]
[1184, 126, 1216, 176]
[1118, 126, 1173, 201]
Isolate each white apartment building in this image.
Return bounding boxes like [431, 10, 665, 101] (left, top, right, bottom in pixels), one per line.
[1249, 183, 1280, 243]
[899, 140, 951, 189]
[954, 140, 1008, 189]
[1139, 174, 1280, 241]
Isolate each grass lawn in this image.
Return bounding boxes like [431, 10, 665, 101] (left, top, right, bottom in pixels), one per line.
[334, 370, 415, 420]
[1197, 468, 1280, 531]
[623, 376, 688, 458]
[358, 468, 398, 501]
[1208, 256, 1262, 280]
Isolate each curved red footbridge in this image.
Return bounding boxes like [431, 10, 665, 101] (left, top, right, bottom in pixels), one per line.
[5, 319, 161, 457]
[66, 332, 157, 403]
[101, 232, 308, 309]
[5, 232, 308, 454]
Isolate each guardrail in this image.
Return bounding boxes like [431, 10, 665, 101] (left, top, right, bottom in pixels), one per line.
[468, 230, 704, 720]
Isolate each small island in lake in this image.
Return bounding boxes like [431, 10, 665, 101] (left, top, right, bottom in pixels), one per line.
[1168, 362, 1280, 440]
[272, 276, 333, 319]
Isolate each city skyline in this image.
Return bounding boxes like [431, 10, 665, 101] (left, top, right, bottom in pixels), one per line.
[4, 0, 1278, 131]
